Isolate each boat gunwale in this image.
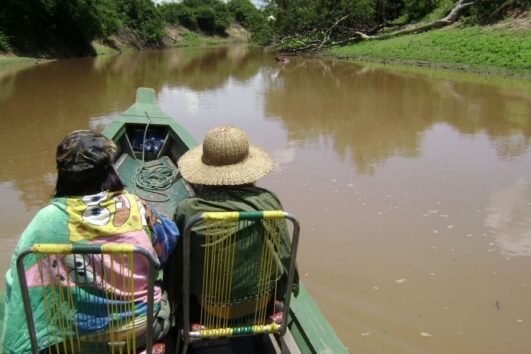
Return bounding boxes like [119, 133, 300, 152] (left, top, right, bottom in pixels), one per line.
[102, 88, 349, 354]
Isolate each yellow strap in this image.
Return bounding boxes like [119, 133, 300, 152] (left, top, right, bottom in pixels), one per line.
[101, 243, 135, 254]
[32, 244, 73, 254]
[253, 323, 281, 333]
[262, 210, 286, 219]
[195, 324, 281, 338]
[203, 211, 240, 221]
[202, 211, 285, 221]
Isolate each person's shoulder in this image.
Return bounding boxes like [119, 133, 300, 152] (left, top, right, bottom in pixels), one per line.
[21, 200, 66, 236]
[34, 200, 65, 220]
[251, 186, 279, 197]
[115, 190, 136, 200]
[113, 190, 144, 207]
[177, 194, 199, 207]
[244, 186, 284, 208]
[176, 194, 202, 214]
[248, 186, 280, 198]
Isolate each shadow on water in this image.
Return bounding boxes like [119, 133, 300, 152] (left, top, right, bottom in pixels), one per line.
[264, 58, 531, 174]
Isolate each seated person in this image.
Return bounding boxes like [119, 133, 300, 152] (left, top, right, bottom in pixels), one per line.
[173, 126, 298, 324]
[2, 130, 179, 354]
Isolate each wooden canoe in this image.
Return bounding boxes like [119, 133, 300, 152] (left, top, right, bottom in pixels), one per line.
[102, 87, 348, 354]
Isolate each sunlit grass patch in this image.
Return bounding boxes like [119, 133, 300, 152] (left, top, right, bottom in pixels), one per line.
[330, 26, 531, 73]
[0, 56, 35, 68]
[179, 31, 201, 46]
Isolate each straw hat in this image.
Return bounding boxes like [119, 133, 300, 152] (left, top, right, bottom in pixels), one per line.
[178, 126, 274, 186]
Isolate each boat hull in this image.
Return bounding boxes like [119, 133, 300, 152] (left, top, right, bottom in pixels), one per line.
[102, 88, 348, 354]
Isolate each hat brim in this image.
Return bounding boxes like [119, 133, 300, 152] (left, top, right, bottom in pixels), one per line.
[178, 145, 274, 186]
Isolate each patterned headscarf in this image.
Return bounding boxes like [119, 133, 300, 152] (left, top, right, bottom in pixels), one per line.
[56, 130, 117, 173]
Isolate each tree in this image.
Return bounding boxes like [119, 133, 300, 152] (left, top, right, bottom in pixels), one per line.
[162, 0, 230, 35]
[159, 3, 197, 29]
[404, 0, 438, 21]
[0, 0, 120, 55]
[115, 0, 165, 45]
[467, 0, 529, 24]
[227, 0, 259, 28]
[0, 31, 10, 51]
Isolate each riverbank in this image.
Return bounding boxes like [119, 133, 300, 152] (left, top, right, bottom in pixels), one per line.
[92, 24, 249, 56]
[0, 56, 52, 75]
[328, 24, 531, 77]
[0, 24, 249, 71]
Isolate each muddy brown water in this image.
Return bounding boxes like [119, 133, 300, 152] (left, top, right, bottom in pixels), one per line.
[1, 46, 531, 353]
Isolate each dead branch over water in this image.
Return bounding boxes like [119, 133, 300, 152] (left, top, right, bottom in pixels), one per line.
[280, 0, 477, 53]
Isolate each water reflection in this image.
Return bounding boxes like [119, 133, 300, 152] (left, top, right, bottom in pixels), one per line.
[264, 59, 531, 174]
[2, 47, 531, 354]
[0, 46, 264, 209]
[485, 178, 531, 257]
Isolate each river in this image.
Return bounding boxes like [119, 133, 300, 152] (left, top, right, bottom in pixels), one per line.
[1, 46, 531, 353]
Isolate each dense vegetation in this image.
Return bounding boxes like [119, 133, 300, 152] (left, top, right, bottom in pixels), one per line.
[0, 31, 9, 52]
[159, 0, 230, 35]
[158, 0, 265, 36]
[0, 0, 262, 56]
[0, 0, 528, 66]
[0, 0, 163, 56]
[258, 0, 529, 47]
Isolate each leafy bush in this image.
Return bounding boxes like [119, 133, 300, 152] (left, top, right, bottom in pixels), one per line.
[194, 6, 215, 34]
[226, 0, 273, 44]
[403, 0, 438, 21]
[0, 31, 10, 51]
[160, 0, 230, 35]
[0, 0, 168, 54]
[0, 0, 121, 54]
[115, 0, 164, 45]
[466, 0, 529, 24]
[159, 3, 197, 29]
[227, 0, 259, 28]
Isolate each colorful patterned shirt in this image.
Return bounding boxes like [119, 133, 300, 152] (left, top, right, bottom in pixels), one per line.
[1, 191, 178, 354]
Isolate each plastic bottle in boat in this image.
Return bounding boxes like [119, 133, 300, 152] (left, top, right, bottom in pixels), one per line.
[131, 129, 145, 151]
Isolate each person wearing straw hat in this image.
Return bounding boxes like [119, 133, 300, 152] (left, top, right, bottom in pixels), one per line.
[172, 125, 299, 321]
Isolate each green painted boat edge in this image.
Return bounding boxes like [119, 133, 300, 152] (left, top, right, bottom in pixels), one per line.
[96, 87, 349, 353]
[102, 87, 197, 150]
[289, 285, 348, 353]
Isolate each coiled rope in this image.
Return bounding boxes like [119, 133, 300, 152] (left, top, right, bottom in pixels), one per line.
[134, 163, 177, 202]
[133, 112, 176, 203]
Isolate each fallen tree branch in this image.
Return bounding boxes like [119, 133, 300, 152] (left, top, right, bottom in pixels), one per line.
[355, 0, 477, 40]
[274, 0, 478, 52]
[318, 14, 350, 48]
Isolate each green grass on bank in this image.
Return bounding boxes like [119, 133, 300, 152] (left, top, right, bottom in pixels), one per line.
[177, 31, 202, 47]
[174, 30, 242, 48]
[330, 26, 531, 73]
[0, 56, 39, 69]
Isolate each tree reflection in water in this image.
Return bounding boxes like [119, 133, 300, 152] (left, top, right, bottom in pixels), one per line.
[264, 58, 531, 174]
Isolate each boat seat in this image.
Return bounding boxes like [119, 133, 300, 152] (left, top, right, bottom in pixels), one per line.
[16, 243, 161, 354]
[116, 154, 188, 219]
[179, 211, 300, 354]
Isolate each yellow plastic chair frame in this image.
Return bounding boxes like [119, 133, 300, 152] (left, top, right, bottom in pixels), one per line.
[180, 210, 300, 353]
[16, 243, 161, 354]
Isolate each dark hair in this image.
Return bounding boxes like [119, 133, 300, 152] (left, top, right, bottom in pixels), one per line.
[54, 162, 124, 197]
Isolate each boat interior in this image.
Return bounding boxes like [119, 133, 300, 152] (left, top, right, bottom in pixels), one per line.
[113, 123, 191, 219]
[106, 112, 304, 353]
